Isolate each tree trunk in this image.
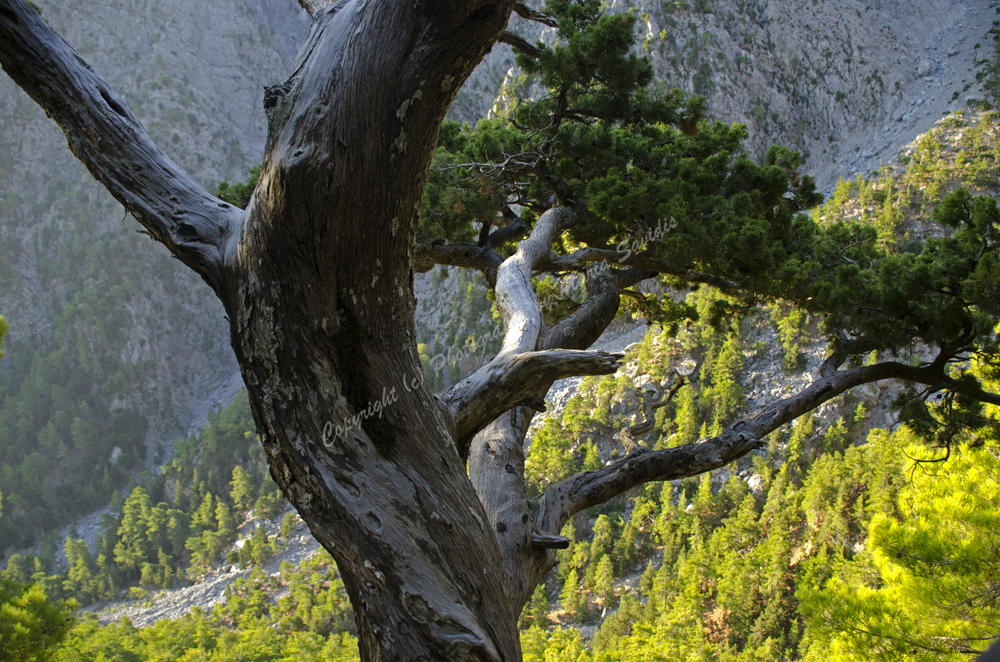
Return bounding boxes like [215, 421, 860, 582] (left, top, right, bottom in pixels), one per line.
[215, 3, 527, 658]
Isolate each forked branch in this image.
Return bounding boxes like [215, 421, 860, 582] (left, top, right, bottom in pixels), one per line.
[439, 207, 595, 455]
[441, 348, 624, 453]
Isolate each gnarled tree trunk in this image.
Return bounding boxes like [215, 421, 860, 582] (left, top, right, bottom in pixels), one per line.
[1, 0, 533, 658]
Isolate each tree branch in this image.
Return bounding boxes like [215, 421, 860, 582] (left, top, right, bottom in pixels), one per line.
[463, 221, 629, 611]
[513, 2, 558, 27]
[0, 0, 241, 294]
[537, 247, 741, 290]
[498, 30, 541, 58]
[414, 220, 527, 287]
[414, 241, 505, 287]
[441, 348, 623, 451]
[438, 207, 582, 454]
[533, 356, 997, 536]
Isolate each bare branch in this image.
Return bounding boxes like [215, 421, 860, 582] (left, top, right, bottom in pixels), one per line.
[495, 207, 576, 356]
[463, 226, 633, 610]
[617, 378, 685, 454]
[530, 533, 570, 549]
[440, 348, 623, 452]
[438, 207, 583, 452]
[413, 218, 527, 287]
[0, 0, 241, 294]
[498, 30, 541, 58]
[613, 267, 658, 289]
[414, 241, 505, 286]
[513, 2, 559, 27]
[533, 356, 999, 536]
[485, 216, 529, 248]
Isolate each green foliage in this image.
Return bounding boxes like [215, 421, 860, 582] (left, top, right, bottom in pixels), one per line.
[799, 443, 1000, 661]
[770, 303, 810, 372]
[1, 391, 279, 610]
[216, 165, 261, 209]
[520, 582, 550, 630]
[52, 552, 358, 661]
[424, 8, 1000, 446]
[280, 512, 298, 539]
[0, 578, 75, 662]
[0, 232, 161, 551]
[560, 567, 587, 622]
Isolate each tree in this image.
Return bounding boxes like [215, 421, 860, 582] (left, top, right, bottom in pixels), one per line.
[799, 442, 1000, 660]
[229, 465, 256, 514]
[0, 578, 76, 662]
[1, 0, 998, 659]
[0, 458, 75, 662]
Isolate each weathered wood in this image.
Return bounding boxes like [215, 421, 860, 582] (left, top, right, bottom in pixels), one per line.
[437, 208, 625, 454]
[9, 0, 998, 657]
[530, 533, 570, 549]
[466, 256, 623, 611]
[224, 2, 524, 659]
[1, 0, 525, 658]
[441, 348, 623, 455]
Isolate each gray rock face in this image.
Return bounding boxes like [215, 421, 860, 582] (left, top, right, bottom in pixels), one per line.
[457, 0, 995, 192]
[0, 0, 309, 451]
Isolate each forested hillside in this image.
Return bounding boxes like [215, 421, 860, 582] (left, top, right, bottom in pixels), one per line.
[0, 0, 308, 552]
[1, 0, 999, 660]
[2, 106, 995, 660]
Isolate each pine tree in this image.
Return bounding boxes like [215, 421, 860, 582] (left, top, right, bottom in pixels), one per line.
[113, 488, 151, 575]
[560, 568, 585, 623]
[594, 555, 616, 609]
[215, 501, 236, 541]
[519, 582, 550, 630]
[229, 466, 255, 514]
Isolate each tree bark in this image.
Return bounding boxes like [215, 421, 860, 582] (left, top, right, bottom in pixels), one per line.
[466, 257, 622, 612]
[1, 0, 525, 658]
[221, 2, 527, 658]
[6, 0, 998, 657]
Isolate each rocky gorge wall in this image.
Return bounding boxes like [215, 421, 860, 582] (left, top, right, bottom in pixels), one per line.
[0, 0, 309, 454]
[455, 0, 997, 192]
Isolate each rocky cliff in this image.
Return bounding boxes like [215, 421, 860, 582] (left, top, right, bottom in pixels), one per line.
[456, 0, 996, 192]
[0, 0, 309, 453]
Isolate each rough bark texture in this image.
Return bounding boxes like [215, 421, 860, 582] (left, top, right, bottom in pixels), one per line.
[221, 3, 527, 659]
[1, 0, 523, 658]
